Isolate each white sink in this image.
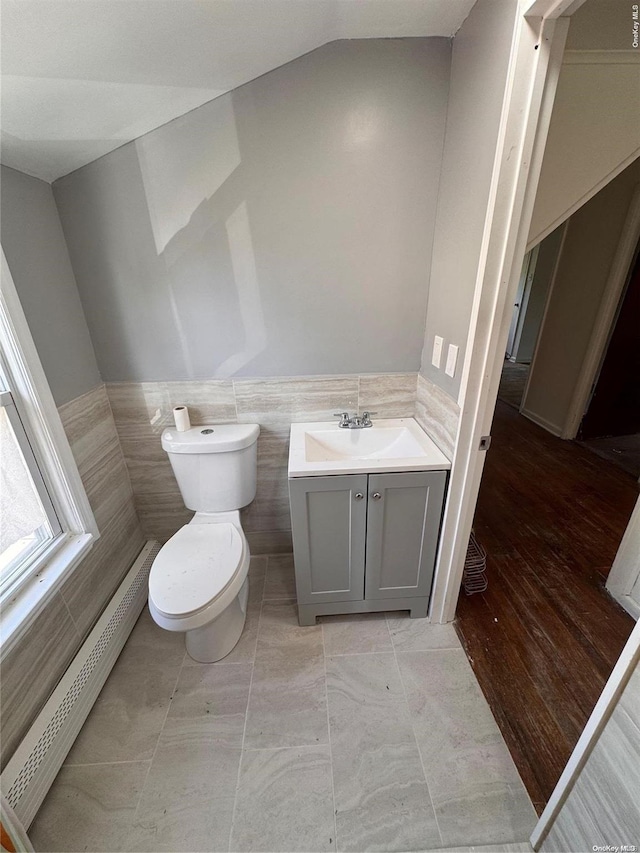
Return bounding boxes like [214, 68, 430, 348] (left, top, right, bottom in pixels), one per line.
[288, 418, 451, 477]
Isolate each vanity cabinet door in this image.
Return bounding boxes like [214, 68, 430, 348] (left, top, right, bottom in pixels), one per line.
[289, 474, 367, 605]
[364, 471, 446, 600]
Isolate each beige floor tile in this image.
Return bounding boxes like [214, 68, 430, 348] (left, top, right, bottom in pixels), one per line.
[263, 553, 297, 599]
[326, 653, 441, 852]
[30, 761, 149, 852]
[117, 606, 186, 669]
[128, 729, 241, 852]
[163, 662, 252, 746]
[65, 655, 181, 765]
[396, 649, 536, 846]
[386, 616, 461, 652]
[230, 746, 335, 852]
[321, 612, 393, 656]
[434, 783, 538, 849]
[244, 601, 327, 749]
[35, 559, 540, 853]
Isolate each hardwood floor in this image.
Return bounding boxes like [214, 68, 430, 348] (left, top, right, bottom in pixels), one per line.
[455, 401, 638, 814]
[497, 360, 530, 409]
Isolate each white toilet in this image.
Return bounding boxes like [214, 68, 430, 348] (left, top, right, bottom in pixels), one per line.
[148, 422, 260, 662]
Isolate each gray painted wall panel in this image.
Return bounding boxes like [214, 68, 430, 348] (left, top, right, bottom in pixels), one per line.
[54, 39, 451, 383]
[523, 160, 640, 434]
[0, 165, 101, 405]
[420, 0, 519, 400]
[513, 225, 564, 364]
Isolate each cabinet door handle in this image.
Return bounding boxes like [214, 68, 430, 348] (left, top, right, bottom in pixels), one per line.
[354, 492, 364, 500]
[372, 492, 382, 500]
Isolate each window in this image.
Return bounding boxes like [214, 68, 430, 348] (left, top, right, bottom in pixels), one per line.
[0, 383, 62, 595]
[0, 248, 97, 648]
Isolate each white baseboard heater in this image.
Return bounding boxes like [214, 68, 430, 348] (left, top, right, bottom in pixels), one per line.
[1, 540, 160, 829]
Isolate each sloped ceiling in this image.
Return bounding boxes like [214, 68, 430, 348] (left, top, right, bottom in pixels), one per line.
[0, 0, 476, 183]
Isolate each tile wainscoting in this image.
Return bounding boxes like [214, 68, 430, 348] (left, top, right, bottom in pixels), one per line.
[0, 384, 144, 768]
[107, 373, 463, 551]
[415, 373, 460, 460]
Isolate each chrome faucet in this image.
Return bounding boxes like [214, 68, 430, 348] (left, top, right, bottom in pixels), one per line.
[333, 411, 378, 429]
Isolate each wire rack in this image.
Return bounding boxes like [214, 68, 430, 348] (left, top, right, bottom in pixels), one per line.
[463, 529, 488, 595]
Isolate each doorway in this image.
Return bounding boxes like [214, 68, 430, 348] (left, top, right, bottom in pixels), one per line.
[575, 245, 640, 478]
[455, 154, 640, 815]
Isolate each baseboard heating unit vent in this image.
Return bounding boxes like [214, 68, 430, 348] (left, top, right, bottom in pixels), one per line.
[1, 540, 160, 828]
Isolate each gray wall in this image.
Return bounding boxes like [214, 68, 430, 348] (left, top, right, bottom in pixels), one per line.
[420, 0, 519, 400]
[522, 159, 640, 435]
[513, 225, 565, 364]
[54, 39, 451, 383]
[0, 165, 101, 405]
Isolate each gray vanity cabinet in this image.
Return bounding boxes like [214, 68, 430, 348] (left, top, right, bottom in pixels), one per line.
[364, 471, 446, 600]
[288, 474, 368, 605]
[289, 470, 447, 625]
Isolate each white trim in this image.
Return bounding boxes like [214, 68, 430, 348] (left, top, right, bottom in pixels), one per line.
[0, 249, 98, 541]
[520, 218, 570, 414]
[526, 149, 640, 251]
[0, 534, 93, 656]
[523, 0, 587, 16]
[563, 49, 640, 65]
[561, 183, 640, 439]
[606, 494, 640, 620]
[430, 11, 570, 624]
[531, 617, 640, 848]
[617, 595, 640, 621]
[519, 407, 563, 436]
[0, 248, 98, 654]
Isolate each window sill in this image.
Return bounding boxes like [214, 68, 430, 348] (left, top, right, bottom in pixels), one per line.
[0, 533, 94, 658]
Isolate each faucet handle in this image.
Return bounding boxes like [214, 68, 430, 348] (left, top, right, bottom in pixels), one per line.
[361, 411, 378, 426]
[334, 412, 351, 428]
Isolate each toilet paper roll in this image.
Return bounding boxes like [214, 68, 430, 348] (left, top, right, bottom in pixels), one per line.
[173, 405, 191, 432]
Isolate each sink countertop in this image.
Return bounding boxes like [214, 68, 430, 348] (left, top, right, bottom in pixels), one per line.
[288, 417, 451, 477]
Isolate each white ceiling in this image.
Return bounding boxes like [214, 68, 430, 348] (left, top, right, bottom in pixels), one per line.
[0, 0, 475, 183]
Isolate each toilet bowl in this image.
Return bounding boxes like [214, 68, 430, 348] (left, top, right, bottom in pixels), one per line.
[149, 511, 250, 662]
[148, 422, 260, 662]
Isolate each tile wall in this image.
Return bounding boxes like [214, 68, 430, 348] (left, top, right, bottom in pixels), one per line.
[0, 373, 461, 768]
[106, 373, 447, 552]
[415, 373, 460, 460]
[539, 656, 640, 850]
[0, 385, 144, 768]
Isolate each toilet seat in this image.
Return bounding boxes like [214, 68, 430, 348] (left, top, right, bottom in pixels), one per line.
[149, 522, 248, 631]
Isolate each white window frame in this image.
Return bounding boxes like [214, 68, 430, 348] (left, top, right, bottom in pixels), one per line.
[0, 387, 63, 589]
[0, 247, 98, 653]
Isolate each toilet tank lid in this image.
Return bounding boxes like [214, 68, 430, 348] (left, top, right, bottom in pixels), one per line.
[162, 423, 260, 454]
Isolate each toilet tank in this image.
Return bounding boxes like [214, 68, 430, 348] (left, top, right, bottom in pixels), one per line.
[161, 424, 260, 512]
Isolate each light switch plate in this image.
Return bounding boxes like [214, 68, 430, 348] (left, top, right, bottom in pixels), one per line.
[445, 344, 459, 377]
[432, 336, 443, 369]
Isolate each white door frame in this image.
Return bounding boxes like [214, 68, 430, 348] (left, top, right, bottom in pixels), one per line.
[429, 2, 573, 624]
[425, 2, 640, 847]
[606, 494, 640, 621]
